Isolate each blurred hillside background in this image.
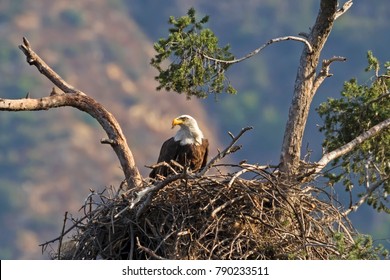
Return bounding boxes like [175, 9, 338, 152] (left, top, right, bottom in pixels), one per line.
[0, 0, 389, 259]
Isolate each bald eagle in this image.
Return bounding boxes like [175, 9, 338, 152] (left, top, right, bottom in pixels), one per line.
[149, 115, 209, 178]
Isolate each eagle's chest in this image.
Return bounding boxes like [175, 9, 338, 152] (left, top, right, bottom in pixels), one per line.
[175, 142, 204, 170]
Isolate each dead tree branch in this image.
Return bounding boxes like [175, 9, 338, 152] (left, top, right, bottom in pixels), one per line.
[136, 237, 166, 260]
[0, 37, 142, 189]
[19, 37, 82, 95]
[314, 118, 390, 173]
[202, 36, 313, 65]
[313, 56, 347, 93]
[335, 1, 354, 20]
[342, 177, 388, 216]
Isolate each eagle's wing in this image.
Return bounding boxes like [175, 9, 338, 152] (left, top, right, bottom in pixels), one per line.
[149, 137, 178, 178]
[200, 138, 209, 169]
[176, 138, 209, 172]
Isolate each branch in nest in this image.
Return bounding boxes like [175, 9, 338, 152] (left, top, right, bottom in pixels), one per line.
[136, 237, 166, 260]
[199, 126, 253, 175]
[211, 195, 244, 219]
[121, 173, 189, 213]
[39, 207, 98, 249]
[56, 211, 69, 260]
[146, 161, 181, 179]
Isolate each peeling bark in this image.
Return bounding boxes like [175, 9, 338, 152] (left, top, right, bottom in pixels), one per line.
[280, 0, 339, 174]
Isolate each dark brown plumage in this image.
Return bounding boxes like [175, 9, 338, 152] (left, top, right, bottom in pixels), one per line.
[149, 115, 209, 178]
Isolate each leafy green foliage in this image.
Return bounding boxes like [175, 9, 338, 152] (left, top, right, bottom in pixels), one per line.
[333, 233, 389, 259]
[150, 8, 236, 98]
[317, 52, 390, 212]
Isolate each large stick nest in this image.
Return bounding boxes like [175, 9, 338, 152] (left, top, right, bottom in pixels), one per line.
[46, 163, 356, 260]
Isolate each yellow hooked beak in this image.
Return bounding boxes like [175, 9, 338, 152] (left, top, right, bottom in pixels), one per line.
[171, 117, 183, 129]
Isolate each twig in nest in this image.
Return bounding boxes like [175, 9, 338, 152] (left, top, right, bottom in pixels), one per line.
[39, 204, 105, 249]
[56, 211, 68, 259]
[211, 195, 244, 219]
[200, 126, 253, 175]
[128, 173, 188, 210]
[114, 173, 189, 220]
[136, 237, 166, 260]
[228, 169, 249, 188]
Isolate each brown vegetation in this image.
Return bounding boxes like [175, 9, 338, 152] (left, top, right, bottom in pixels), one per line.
[50, 161, 354, 260]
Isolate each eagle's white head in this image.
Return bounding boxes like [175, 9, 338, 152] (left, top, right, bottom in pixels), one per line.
[172, 115, 204, 145]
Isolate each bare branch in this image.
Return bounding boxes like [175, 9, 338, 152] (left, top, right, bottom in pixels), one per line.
[39, 212, 91, 248]
[335, 1, 353, 20]
[199, 126, 253, 176]
[202, 36, 313, 65]
[1, 38, 142, 189]
[314, 118, 390, 174]
[342, 177, 388, 216]
[19, 37, 82, 94]
[136, 237, 166, 260]
[56, 211, 68, 260]
[211, 195, 244, 219]
[313, 56, 347, 93]
[126, 173, 187, 210]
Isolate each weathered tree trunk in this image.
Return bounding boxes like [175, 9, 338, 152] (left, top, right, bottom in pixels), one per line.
[280, 0, 338, 175]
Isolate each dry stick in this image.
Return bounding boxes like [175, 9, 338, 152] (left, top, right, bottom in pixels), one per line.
[19, 37, 81, 94]
[113, 173, 189, 220]
[1, 37, 143, 189]
[228, 169, 249, 188]
[227, 164, 269, 188]
[314, 118, 390, 174]
[211, 196, 244, 219]
[273, 181, 307, 242]
[199, 126, 253, 176]
[39, 205, 106, 248]
[56, 211, 68, 259]
[313, 56, 347, 93]
[202, 36, 313, 65]
[343, 178, 388, 216]
[146, 160, 182, 176]
[335, 0, 353, 20]
[129, 223, 135, 260]
[136, 237, 166, 260]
